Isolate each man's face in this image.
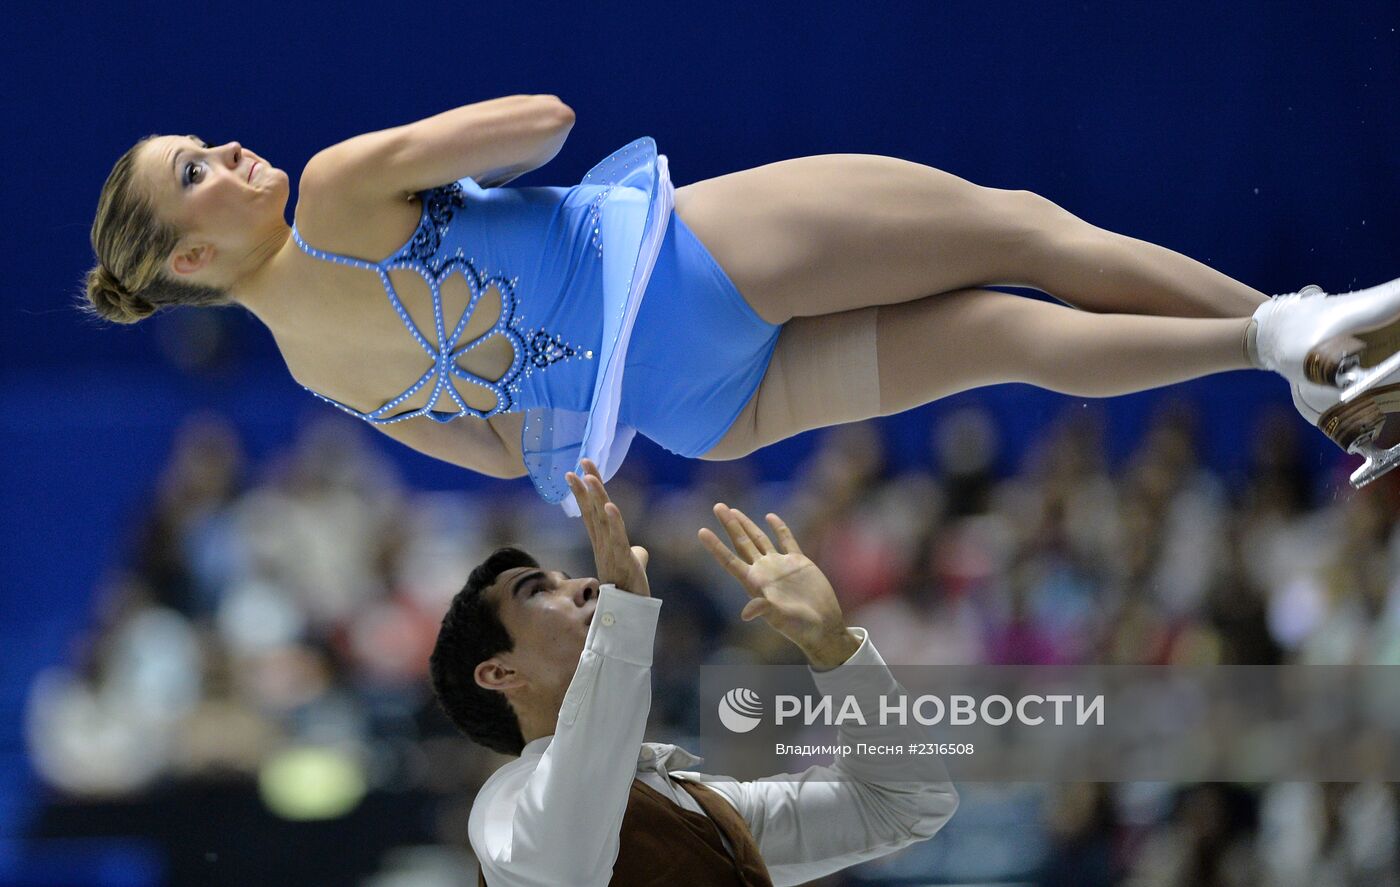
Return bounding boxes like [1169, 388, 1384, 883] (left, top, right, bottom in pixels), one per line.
[478, 567, 601, 702]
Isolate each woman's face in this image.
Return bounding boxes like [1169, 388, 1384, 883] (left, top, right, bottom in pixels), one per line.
[138, 135, 290, 279]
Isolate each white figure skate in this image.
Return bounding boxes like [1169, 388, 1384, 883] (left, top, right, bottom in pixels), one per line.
[1266, 282, 1400, 487]
[1253, 276, 1400, 399]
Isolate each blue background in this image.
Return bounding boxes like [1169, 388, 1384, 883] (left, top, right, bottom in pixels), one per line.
[2, 0, 1398, 858]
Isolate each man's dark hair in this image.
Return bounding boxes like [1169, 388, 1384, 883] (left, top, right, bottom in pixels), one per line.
[430, 547, 537, 755]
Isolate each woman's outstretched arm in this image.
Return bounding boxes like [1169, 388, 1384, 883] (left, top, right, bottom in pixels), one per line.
[302, 95, 575, 201]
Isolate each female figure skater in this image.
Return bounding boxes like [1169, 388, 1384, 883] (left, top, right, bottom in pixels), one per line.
[85, 95, 1400, 511]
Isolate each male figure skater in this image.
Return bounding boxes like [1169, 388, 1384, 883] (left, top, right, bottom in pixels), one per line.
[430, 461, 958, 886]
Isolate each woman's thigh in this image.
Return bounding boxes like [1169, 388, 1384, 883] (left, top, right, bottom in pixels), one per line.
[700, 307, 882, 461]
[673, 154, 1062, 324]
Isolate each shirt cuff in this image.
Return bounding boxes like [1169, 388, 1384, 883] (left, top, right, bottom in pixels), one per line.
[584, 585, 662, 667]
[810, 628, 900, 696]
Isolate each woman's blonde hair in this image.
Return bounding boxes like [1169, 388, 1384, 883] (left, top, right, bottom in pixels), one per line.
[84, 136, 228, 324]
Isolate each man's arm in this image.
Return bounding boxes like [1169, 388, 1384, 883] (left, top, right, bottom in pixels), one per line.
[476, 585, 658, 886]
[685, 629, 958, 886]
[692, 506, 958, 887]
[472, 463, 657, 887]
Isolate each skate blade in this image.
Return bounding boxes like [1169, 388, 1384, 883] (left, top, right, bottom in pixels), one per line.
[1340, 349, 1400, 403]
[1349, 439, 1400, 488]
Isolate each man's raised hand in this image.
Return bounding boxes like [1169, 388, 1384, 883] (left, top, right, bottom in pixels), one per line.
[698, 504, 859, 670]
[565, 460, 650, 597]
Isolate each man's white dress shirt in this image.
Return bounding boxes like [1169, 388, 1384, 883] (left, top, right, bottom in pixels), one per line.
[469, 585, 958, 887]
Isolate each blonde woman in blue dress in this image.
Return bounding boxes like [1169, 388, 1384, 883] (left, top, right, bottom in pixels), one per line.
[85, 95, 1400, 510]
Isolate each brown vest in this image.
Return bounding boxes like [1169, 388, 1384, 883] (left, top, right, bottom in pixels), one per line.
[478, 777, 774, 887]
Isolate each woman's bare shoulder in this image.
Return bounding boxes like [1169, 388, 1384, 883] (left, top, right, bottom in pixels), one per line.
[292, 155, 425, 262]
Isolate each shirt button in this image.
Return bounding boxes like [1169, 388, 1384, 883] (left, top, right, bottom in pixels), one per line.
[600, 613, 616, 627]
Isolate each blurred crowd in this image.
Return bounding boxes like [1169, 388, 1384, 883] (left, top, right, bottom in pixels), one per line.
[24, 400, 1400, 886]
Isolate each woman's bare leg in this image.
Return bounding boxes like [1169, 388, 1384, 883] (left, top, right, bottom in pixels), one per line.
[704, 290, 1251, 460]
[674, 155, 1267, 323]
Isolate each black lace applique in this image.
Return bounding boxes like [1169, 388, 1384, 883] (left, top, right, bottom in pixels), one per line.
[404, 183, 467, 271]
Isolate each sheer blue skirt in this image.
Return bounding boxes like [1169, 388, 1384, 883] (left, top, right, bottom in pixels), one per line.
[520, 139, 779, 514]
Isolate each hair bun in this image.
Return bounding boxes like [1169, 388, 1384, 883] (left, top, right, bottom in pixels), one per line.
[85, 264, 155, 324]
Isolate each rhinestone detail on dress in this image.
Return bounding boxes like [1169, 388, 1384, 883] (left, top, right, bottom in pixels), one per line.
[289, 183, 590, 425]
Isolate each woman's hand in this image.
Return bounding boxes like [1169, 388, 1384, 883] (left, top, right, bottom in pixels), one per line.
[699, 504, 859, 670]
[565, 459, 650, 598]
